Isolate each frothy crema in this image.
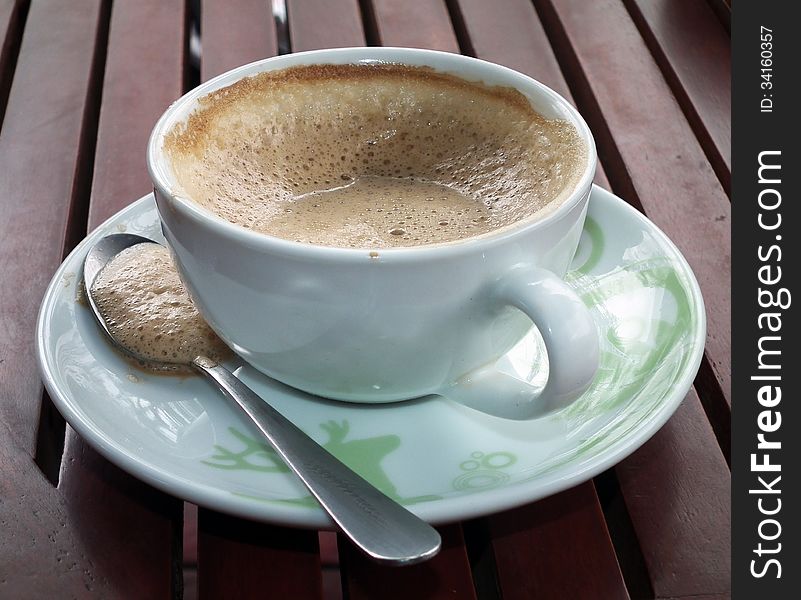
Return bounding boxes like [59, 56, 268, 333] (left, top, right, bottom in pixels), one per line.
[91, 243, 230, 369]
[165, 63, 586, 248]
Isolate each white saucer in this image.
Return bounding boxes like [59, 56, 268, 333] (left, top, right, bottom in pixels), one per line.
[36, 185, 705, 528]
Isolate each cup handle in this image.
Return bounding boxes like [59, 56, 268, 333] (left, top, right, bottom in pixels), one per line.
[440, 266, 599, 420]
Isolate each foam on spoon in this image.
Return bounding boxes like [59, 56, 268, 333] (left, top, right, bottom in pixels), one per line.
[91, 243, 230, 369]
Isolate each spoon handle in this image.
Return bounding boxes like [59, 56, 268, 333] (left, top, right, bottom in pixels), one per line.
[191, 357, 441, 566]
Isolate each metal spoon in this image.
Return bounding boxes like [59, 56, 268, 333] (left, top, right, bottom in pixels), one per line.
[83, 233, 441, 566]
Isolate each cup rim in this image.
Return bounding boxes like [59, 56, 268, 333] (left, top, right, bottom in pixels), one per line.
[147, 47, 597, 260]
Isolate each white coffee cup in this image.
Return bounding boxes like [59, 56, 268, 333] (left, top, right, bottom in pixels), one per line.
[148, 47, 599, 420]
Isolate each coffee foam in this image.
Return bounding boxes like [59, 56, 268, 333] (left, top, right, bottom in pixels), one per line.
[165, 63, 586, 248]
[91, 243, 230, 368]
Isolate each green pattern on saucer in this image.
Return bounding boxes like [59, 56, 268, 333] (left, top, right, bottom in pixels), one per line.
[199, 199, 700, 506]
[218, 421, 442, 507]
[452, 450, 518, 491]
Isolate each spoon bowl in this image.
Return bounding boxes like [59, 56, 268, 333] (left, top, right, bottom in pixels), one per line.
[83, 233, 441, 566]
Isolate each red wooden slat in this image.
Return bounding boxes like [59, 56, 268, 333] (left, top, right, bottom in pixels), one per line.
[540, 0, 731, 411]
[319, 531, 343, 600]
[366, 0, 460, 53]
[197, 510, 322, 600]
[452, 0, 569, 95]
[56, 1, 189, 597]
[0, 0, 20, 68]
[450, 0, 609, 189]
[359, 4, 624, 596]
[287, 0, 365, 51]
[330, 11, 495, 596]
[489, 483, 628, 600]
[616, 395, 731, 598]
[88, 0, 186, 226]
[0, 0, 25, 125]
[0, 440, 109, 597]
[194, 8, 324, 598]
[446, 5, 627, 596]
[626, 0, 731, 193]
[57, 435, 184, 598]
[201, 0, 277, 82]
[0, 0, 100, 455]
[0, 0, 179, 595]
[536, 0, 732, 595]
[339, 525, 476, 600]
[184, 503, 199, 599]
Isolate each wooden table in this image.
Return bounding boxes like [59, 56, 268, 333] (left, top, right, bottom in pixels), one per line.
[0, 1, 731, 598]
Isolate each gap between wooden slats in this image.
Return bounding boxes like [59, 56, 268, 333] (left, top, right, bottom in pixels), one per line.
[0, 0, 28, 128]
[623, 0, 731, 195]
[706, 0, 731, 34]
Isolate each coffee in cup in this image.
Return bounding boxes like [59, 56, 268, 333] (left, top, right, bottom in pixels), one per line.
[164, 63, 586, 248]
[149, 48, 599, 419]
